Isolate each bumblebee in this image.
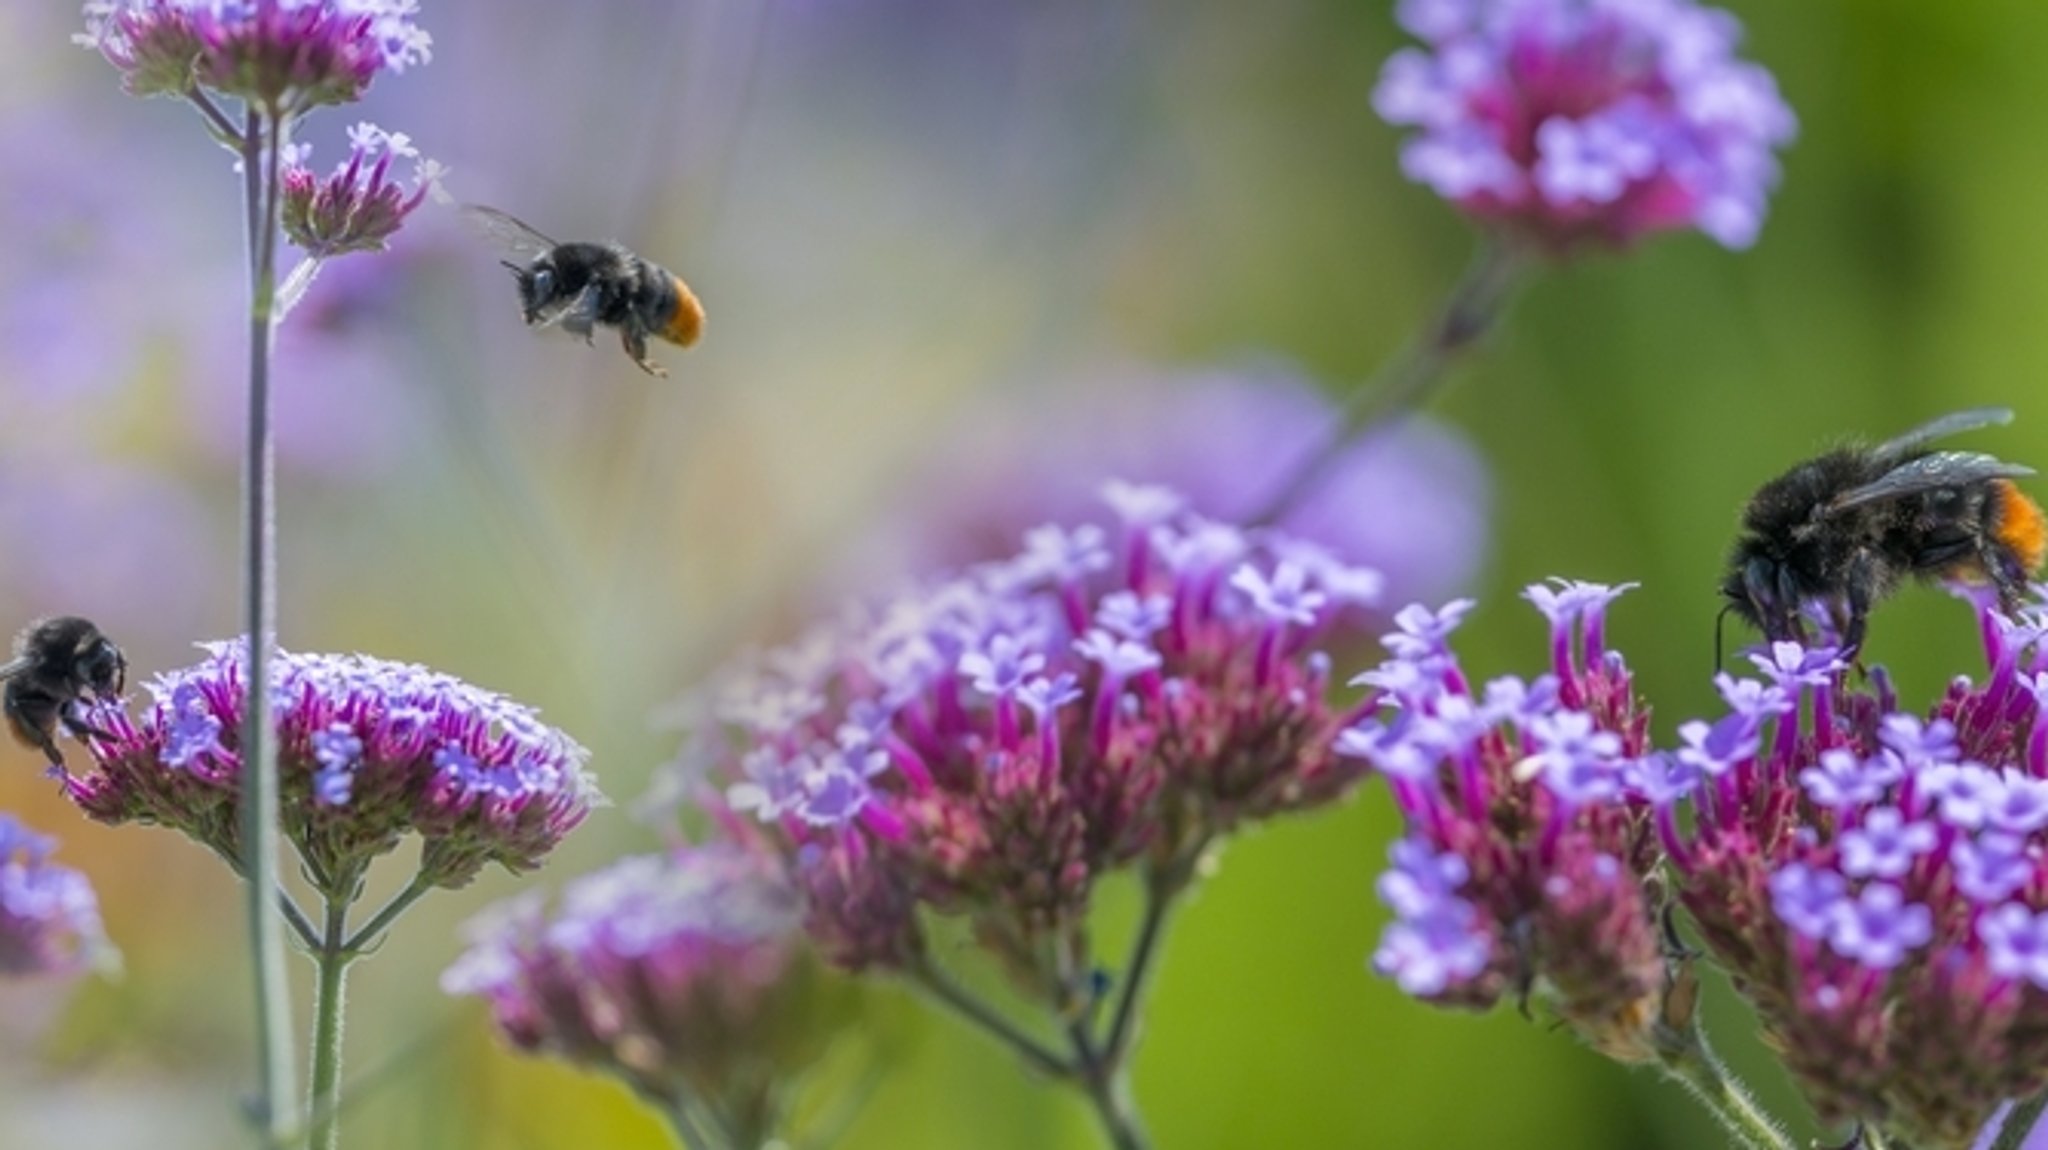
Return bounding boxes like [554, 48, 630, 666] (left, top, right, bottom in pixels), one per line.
[1, 616, 125, 768]
[1720, 407, 2046, 660]
[464, 204, 704, 377]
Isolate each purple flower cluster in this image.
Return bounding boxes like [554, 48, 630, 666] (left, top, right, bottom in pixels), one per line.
[442, 842, 849, 1138]
[77, 0, 431, 108]
[65, 641, 598, 889]
[1659, 597, 2048, 1146]
[0, 815, 114, 979]
[1357, 576, 2048, 1146]
[674, 484, 1377, 974]
[1374, 0, 1796, 250]
[280, 122, 442, 259]
[1342, 581, 1667, 1060]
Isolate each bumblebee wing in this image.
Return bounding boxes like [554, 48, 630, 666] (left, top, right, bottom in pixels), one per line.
[1872, 408, 2014, 463]
[0, 656, 28, 682]
[1827, 451, 2036, 513]
[460, 204, 559, 263]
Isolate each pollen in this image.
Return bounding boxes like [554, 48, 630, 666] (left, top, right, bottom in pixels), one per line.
[1992, 478, 2048, 574]
[661, 275, 705, 347]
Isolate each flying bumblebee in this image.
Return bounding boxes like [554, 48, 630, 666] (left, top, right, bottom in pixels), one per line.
[464, 204, 704, 377]
[1720, 407, 2046, 660]
[1, 617, 126, 769]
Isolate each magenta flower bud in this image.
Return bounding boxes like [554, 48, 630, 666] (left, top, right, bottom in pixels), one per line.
[0, 815, 116, 980]
[78, 0, 431, 109]
[64, 640, 599, 890]
[1374, 0, 1796, 252]
[280, 123, 442, 259]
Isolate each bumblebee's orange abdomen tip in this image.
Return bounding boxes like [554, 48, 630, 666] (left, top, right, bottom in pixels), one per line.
[1993, 478, 2048, 573]
[660, 274, 704, 348]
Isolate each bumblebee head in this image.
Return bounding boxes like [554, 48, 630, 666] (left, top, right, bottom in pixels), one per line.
[503, 259, 560, 324]
[77, 635, 125, 699]
[1717, 546, 1800, 666]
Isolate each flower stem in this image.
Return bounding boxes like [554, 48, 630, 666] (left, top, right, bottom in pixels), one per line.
[1991, 1091, 2048, 1150]
[906, 960, 1073, 1080]
[1654, 1007, 1795, 1150]
[1103, 857, 1192, 1065]
[239, 104, 298, 1150]
[341, 871, 434, 954]
[308, 891, 353, 1150]
[1248, 233, 1527, 525]
[1065, 1022, 1151, 1150]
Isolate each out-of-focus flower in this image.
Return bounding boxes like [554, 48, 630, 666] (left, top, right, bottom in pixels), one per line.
[674, 484, 1376, 976]
[0, 458, 219, 634]
[443, 842, 858, 1146]
[839, 363, 1488, 607]
[65, 641, 599, 889]
[1342, 579, 1665, 1060]
[0, 814, 115, 979]
[280, 122, 441, 260]
[1374, 0, 1796, 250]
[77, 0, 431, 108]
[1356, 577, 2048, 1149]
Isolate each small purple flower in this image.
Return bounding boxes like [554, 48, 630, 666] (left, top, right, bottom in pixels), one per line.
[1374, 896, 1491, 997]
[1921, 763, 2003, 831]
[1675, 713, 1758, 778]
[1798, 749, 1890, 810]
[0, 815, 115, 978]
[1374, 0, 1796, 250]
[1713, 671, 1793, 719]
[1836, 807, 1937, 880]
[1073, 629, 1163, 678]
[1100, 480, 1184, 529]
[1377, 838, 1472, 918]
[1979, 902, 2048, 989]
[310, 723, 364, 807]
[794, 747, 890, 830]
[1985, 769, 2048, 835]
[1524, 710, 1624, 806]
[280, 123, 442, 261]
[79, 0, 432, 107]
[1823, 883, 1932, 971]
[1382, 599, 1476, 662]
[1768, 862, 1848, 941]
[1879, 714, 1959, 769]
[1231, 561, 1328, 627]
[960, 633, 1046, 698]
[1749, 641, 1847, 692]
[160, 681, 225, 770]
[1015, 523, 1112, 585]
[1953, 833, 2035, 905]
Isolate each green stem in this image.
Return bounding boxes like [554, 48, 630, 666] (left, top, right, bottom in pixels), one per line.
[340, 872, 434, 955]
[1656, 1018, 1795, 1150]
[1065, 1022, 1150, 1150]
[1248, 233, 1527, 525]
[1991, 1091, 2048, 1150]
[308, 892, 353, 1150]
[1103, 856, 1194, 1065]
[239, 104, 298, 1149]
[906, 961, 1073, 1080]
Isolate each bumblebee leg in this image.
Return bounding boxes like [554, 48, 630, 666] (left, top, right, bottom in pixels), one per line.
[621, 327, 667, 378]
[4, 692, 63, 767]
[1840, 551, 1879, 660]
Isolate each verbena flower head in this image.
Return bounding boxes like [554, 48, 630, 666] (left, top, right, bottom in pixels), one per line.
[1359, 579, 2048, 1149]
[1343, 579, 1666, 1060]
[669, 484, 1376, 975]
[442, 842, 853, 1142]
[0, 815, 115, 979]
[78, 0, 431, 108]
[65, 641, 599, 890]
[1374, 0, 1797, 250]
[280, 123, 441, 259]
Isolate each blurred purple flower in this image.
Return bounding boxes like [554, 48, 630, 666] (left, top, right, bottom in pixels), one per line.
[443, 841, 856, 1143]
[0, 814, 115, 979]
[78, 0, 431, 107]
[1374, 0, 1796, 250]
[66, 641, 599, 888]
[838, 362, 1488, 607]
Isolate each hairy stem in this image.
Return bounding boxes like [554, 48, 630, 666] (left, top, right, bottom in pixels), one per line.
[307, 892, 353, 1150]
[1656, 1015, 1795, 1150]
[1066, 1022, 1150, 1150]
[341, 871, 435, 955]
[1249, 234, 1527, 525]
[1991, 1091, 2048, 1150]
[239, 105, 297, 1149]
[1104, 856, 1194, 1065]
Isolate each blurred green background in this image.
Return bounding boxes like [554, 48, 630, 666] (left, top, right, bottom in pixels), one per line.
[4, 1, 2046, 1147]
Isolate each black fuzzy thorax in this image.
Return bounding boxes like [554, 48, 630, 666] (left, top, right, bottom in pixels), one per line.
[517, 242, 678, 331]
